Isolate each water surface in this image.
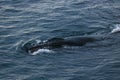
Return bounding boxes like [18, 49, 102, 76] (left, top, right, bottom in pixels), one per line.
[0, 0, 120, 80]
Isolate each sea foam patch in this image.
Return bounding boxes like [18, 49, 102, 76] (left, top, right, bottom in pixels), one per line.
[30, 49, 54, 55]
[111, 24, 120, 33]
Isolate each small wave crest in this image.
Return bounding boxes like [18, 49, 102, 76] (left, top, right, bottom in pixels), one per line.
[111, 24, 120, 33]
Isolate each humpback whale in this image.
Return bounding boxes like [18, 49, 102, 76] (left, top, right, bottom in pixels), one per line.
[22, 26, 120, 53]
[23, 36, 102, 53]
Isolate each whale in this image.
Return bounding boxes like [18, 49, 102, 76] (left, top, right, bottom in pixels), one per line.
[22, 29, 120, 53]
[23, 36, 102, 53]
[22, 27, 120, 53]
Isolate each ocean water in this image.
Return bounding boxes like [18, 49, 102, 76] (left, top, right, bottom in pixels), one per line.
[0, 0, 120, 80]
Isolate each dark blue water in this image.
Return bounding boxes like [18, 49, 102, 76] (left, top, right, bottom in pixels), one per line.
[1, 0, 120, 80]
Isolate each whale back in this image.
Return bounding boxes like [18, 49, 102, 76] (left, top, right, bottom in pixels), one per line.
[23, 36, 98, 53]
[64, 36, 96, 46]
[46, 37, 65, 48]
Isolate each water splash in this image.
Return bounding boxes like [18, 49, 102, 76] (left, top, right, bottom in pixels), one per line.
[35, 40, 42, 44]
[111, 24, 120, 33]
[30, 49, 54, 55]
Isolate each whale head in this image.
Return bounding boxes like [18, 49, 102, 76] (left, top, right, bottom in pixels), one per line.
[23, 37, 64, 53]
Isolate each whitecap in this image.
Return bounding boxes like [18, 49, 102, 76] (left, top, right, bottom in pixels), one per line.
[111, 24, 120, 33]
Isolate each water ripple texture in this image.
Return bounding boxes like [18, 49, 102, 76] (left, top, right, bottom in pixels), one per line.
[0, 0, 120, 80]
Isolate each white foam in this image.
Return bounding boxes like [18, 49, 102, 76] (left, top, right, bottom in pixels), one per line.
[30, 49, 54, 55]
[35, 40, 42, 44]
[111, 24, 120, 33]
